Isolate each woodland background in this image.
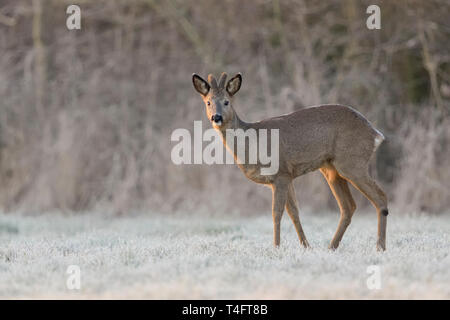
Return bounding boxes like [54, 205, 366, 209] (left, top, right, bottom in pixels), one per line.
[0, 0, 449, 215]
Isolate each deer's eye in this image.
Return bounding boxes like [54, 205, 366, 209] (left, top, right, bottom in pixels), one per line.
[207, 101, 211, 106]
[224, 100, 229, 106]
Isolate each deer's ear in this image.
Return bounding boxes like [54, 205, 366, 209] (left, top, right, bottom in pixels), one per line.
[192, 74, 210, 96]
[226, 73, 242, 96]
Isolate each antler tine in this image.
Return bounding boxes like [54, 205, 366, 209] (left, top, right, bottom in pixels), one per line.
[218, 72, 228, 89]
[208, 74, 218, 90]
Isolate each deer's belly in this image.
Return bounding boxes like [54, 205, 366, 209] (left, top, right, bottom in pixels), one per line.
[291, 158, 327, 177]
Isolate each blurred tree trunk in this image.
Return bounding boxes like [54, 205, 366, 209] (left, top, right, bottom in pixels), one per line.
[418, 21, 445, 114]
[32, 0, 47, 118]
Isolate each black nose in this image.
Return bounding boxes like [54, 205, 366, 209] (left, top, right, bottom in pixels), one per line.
[212, 114, 223, 123]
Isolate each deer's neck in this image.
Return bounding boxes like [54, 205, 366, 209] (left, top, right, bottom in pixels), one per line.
[230, 110, 250, 130]
[218, 111, 254, 163]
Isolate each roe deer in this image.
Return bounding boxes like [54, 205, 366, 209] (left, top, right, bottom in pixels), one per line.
[192, 72, 389, 251]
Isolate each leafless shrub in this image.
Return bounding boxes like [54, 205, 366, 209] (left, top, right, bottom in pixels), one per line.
[394, 109, 450, 213]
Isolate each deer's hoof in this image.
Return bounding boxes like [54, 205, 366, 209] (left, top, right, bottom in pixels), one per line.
[376, 242, 386, 251]
[301, 240, 311, 249]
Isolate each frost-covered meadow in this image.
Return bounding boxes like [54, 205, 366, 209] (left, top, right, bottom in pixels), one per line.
[0, 212, 449, 299]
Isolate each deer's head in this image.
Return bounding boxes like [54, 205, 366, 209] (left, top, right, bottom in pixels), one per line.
[192, 72, 242, 129]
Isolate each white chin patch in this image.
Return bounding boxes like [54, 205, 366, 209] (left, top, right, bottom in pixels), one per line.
[214, 121, 222, 126]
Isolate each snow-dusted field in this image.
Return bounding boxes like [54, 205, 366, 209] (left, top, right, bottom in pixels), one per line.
[0, 212, 448, 299]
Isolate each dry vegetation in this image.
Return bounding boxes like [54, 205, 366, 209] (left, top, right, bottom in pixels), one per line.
[0, 0, 449, 215]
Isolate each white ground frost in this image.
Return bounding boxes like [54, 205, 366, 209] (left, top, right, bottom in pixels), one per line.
[0, 212, 448, 299]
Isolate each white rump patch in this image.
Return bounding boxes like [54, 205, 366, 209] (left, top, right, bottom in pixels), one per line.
[373, 129, 385, 151]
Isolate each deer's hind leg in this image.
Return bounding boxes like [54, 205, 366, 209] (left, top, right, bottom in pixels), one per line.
[320, 163, 357, 250]
[286, 183, 310, 248]
[334, 164, 388, 251]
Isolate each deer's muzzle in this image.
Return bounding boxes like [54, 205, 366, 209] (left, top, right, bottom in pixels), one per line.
[211, 114, 223, 125]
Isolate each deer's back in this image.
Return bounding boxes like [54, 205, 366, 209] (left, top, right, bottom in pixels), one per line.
[255, 104, 382, 177]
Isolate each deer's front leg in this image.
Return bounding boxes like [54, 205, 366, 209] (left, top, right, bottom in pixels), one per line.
[286, 183, 310, 248]
[271, 179, 289, 247]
